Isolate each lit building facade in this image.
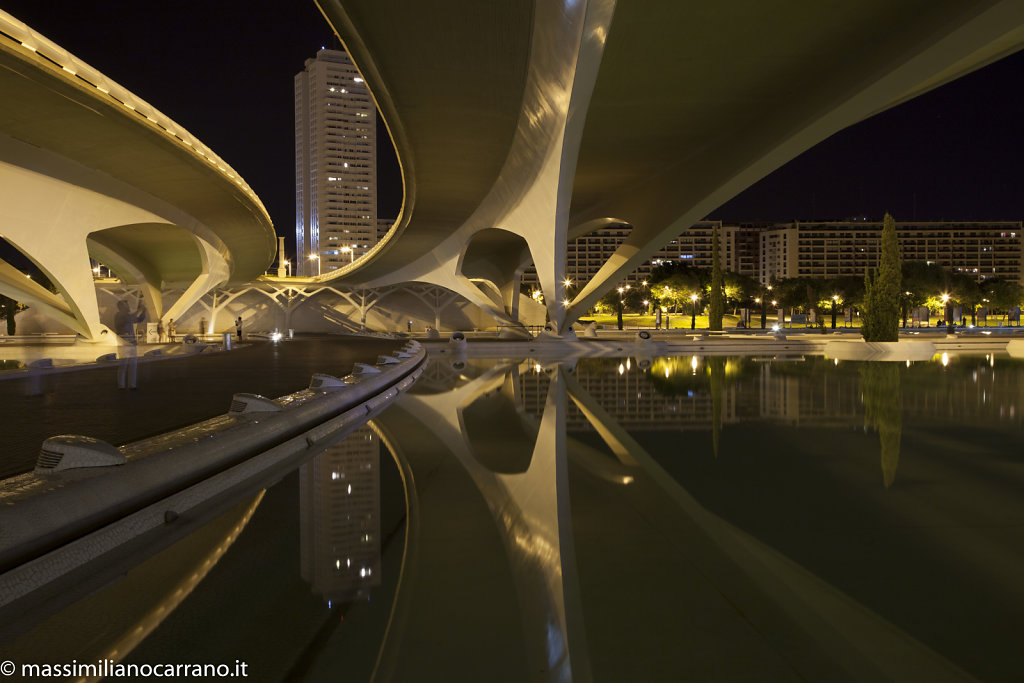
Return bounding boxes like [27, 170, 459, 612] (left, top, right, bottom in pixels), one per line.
[525, 220, 1023, 290]
[523, 221, 727, 287]
[295, 49, 377, 276]
[760, 221, 1024, 285]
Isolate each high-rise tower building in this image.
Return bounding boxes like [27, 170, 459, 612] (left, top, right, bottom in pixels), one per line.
[295, 49, 377, 276]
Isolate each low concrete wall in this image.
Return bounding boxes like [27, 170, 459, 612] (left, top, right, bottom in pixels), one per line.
[0, 341, 425, 581]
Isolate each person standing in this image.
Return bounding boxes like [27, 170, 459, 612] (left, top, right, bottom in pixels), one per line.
[114, 299, 146, 389]
[157, 318, 165, 343]
[199, 317, 208, 337]
[168, 318, 176, 341]
[235, 316, 243, 341]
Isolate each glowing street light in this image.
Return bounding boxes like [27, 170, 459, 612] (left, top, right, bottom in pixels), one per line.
[690, 293, 698, 329]
[340, 246, 355, 262]
[831, 293, 839, 329]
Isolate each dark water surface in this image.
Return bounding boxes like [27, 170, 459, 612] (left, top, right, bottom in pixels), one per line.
[4, 351, 1022, 681]
[0, 336, 399, 478]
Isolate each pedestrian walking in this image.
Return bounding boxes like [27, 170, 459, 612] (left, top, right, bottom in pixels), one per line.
[114, 299, 146, 389]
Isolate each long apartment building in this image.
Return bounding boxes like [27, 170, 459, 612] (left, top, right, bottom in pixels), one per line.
[295, 49, 377, 276]
[524, 220, 1024, 288]
[761, 220, 1023, 284]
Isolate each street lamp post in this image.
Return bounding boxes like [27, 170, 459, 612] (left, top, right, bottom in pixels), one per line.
[760, 284, 772, 329]
[309, 253, 321, 276]
[831, 294, 839, 330]
[616, 287, 624, 331]
[690, 293, 698, 329]
[340, 246, 354, 263]
[941, 292, 952, 333]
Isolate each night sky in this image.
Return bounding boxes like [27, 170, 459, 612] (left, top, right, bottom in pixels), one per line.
[2, 1, 1023, 262]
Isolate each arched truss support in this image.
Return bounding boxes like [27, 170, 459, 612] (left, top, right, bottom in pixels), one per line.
[194, 284, 267, 331]
[405, 284, 464, 331]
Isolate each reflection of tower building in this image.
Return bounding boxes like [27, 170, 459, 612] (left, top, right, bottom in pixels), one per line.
[299, 424, 381, 603]
[295, 49, 377, 275]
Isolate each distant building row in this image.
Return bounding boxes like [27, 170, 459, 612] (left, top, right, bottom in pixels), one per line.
[524, 220, 1024, 287]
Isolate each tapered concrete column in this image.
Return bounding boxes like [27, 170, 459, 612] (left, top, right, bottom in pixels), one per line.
[0, 160, 172, 339]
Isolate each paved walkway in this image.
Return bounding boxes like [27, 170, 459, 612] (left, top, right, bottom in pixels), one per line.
[0, 336, 400, 479]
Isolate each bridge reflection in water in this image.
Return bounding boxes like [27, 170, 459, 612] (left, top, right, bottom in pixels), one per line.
[4, 351, 1023, 681]
[371, 351, 1022, 682]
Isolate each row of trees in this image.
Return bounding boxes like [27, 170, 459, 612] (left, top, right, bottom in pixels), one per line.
[587, 216, 1023, 334]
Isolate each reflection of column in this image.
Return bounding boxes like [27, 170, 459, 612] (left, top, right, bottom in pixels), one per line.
[299, 424, 381, 603]
[383, 362, 591, 680]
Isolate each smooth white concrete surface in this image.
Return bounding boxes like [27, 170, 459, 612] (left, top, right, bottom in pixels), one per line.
[316, 1, 1024, 333]
[0, 11, 276, 340]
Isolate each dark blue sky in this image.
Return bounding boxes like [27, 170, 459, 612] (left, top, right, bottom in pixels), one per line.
[3, 1, 1023, 258]
[709, 49, 1024, 223]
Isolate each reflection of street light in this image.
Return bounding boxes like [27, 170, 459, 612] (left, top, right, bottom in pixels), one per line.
[690, 293, 698, 329]
[309, 253, 320, 276]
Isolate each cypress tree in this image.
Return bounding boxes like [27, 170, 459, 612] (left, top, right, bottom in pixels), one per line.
[862, 213, 901, 341]
[709, 225, 723, 330]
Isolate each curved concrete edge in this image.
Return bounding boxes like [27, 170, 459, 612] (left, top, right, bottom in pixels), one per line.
[1006, 339, 1024, 358]
[824, 340, 937, 362]
[0, 341, 425, 584]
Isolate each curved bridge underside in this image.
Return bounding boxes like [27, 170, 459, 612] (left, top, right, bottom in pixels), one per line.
[0, 12, 276, 340]
[317, 0, 1024, 333]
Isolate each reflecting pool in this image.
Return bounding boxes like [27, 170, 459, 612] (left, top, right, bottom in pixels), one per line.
[4, 351, 1023, 681]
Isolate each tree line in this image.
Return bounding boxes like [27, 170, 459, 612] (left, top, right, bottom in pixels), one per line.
[591, 231, 1023, 327]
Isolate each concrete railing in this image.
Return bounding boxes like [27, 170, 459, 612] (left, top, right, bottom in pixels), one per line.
[0, 341, 424, 587]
